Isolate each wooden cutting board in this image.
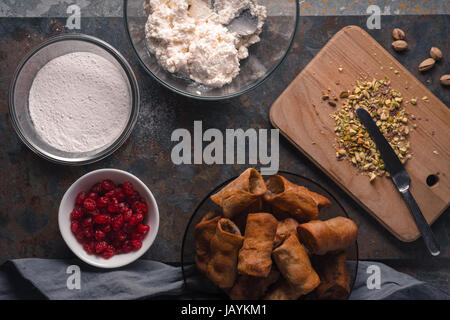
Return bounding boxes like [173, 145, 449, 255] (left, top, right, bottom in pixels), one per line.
[270, 25, 449, 242]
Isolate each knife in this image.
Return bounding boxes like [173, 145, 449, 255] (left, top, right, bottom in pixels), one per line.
[355, 108, 440, 256]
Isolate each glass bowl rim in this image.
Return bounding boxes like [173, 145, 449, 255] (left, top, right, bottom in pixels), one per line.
[180, 170, 359, 299]
[123, 0, 300, 100]
[8, 33, 140, 166]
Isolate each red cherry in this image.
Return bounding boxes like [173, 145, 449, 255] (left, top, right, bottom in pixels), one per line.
[71, 221, 80, 233]
[123, 182, 134, 195]
[135, 213, 144, 223]
[131, 240, 142, 250]
[88, 192, 99, 200]
[83, 241, 95, 255]
[132, 202, 147, 213]
[112, 214, 124, 231]
[131, 232, 143, 241]
[83, 198, 96, 211]
[95, 241, 108, 253]
[70, 206, 83, 220]
[104, 190, 115, 199]
[89, 209, 100, 218]
[91, 183, 102, 194]
[94, 214, 111, 225]
[83, 228, 93, 239]
[122, 240, 133, 253]
[126, 192, 140, 205]
[137, 224, 150, 234]
[113, 230, 127, 242]
[114, 188, 126, 202]
[107, 198, 119, 213]
[118, 202, 128, 212]
[96, 196, 108, 208]
[75, 230, 84, 242]
[81, 217, 93, 228]
[94, 229, 105, 241]
[129, 213, 143, 226]
[123, 222, 134, 234]
[101, 245, 115, 259]
[76, 191, 87, 205]
[123, 208, 133, 222]
[101, 179, 115, 192]
[101, 224, 111, 233]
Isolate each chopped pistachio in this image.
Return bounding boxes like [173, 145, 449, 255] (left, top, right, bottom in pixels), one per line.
[331, 78, 411, 182]
[340, 91, 350, 99]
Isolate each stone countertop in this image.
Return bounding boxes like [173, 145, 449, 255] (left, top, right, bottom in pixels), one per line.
[0, 13, 448, 290]
[1, 0, 448, 17]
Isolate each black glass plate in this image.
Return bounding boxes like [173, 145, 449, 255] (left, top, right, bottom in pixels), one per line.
[181, 171, 359, 299]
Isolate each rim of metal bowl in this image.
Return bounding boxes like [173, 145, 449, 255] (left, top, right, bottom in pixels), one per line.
[123, 0, 300, 100]
[9, 34, 140, 166]
[180, 170, 359, 299]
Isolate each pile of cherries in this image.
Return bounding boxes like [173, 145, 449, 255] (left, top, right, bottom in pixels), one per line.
[70, 179, 150, 259]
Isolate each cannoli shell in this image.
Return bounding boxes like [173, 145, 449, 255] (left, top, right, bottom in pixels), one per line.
[210, 168, 267, 219]
[312, 251, 350, 300]
[264, 175, 319, 222]
[274, 218, 300, 247]
[194, 211, 221, 274]
[232, 198, 263, 234]
[297, 216, 358, 255]
[206, 218, 244, 289]
[263, 279, 304, 300]
[237, 213, 278, 277]
[297, 186, 331, 208]
[229, 269, 280, 300]
[271, 234, 320, 297]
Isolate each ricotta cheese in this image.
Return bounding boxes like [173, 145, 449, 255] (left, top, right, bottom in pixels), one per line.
[144, 0, 266, 88]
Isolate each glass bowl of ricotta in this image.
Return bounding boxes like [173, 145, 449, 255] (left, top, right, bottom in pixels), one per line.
[124, 0, 299, 100]
[9, 34, 140, 165]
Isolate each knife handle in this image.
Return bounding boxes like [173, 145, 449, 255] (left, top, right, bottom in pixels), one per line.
[401, 189, 440, 256]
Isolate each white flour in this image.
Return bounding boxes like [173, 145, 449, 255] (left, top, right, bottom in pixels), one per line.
[144, 0, 266, 88]
[29, 52, 131, 153]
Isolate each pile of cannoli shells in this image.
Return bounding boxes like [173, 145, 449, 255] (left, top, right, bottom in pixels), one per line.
[194, 168, 358, 300]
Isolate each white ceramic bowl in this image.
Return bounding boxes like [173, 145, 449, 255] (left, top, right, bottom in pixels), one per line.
[59, 169, 159, 268]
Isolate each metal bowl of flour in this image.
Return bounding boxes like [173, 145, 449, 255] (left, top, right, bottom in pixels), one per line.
[124, 0, 299, 100]
[9, 34, 140, 165]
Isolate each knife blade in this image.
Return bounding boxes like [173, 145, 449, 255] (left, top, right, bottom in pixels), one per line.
[355, 108, 440, 256]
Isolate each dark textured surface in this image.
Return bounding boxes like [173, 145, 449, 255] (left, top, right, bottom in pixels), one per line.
[0, 16, 448, 292]
[1, 0, 449, 17]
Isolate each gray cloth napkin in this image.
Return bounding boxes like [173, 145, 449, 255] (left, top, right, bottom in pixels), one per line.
[0, 259, 448, 300]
